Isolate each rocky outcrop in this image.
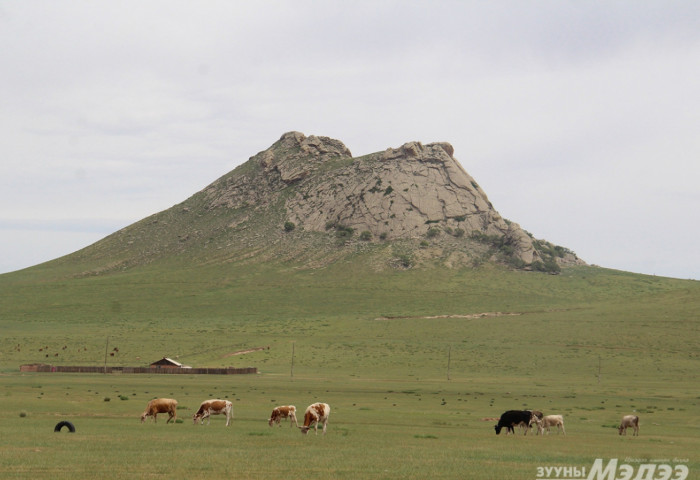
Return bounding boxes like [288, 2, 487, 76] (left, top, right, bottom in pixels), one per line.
[285, 136, 541, 263]
[259, 132, 352, 184]
[66, 132, 582, 274]
[202, 132, 556, 265]
[194, 131, 585, 269]
[203, 132, 352, 210]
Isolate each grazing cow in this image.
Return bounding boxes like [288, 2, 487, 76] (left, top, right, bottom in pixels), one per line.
[524, 410, 544, 434]
[193, 399, 233, 426]
[141, 398, 178, 424]
[494, 410, 536, 435]
[618, 415, 639, 436]
[269, 405, 298, 427]
[536, 414, 565, 435]
[299, 403, 330, 435]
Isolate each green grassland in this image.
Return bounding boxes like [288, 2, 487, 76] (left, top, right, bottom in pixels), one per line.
[1, 261, 699, 478]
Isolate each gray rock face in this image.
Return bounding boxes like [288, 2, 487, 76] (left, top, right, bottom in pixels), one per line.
[202, 132, 583, 267]
[259, 132, 352, 184]
[286, 138, 539, 262]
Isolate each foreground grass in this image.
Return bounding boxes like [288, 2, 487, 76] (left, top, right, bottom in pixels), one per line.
[1, 261, 698, 478]
[0, 373, 697, 479]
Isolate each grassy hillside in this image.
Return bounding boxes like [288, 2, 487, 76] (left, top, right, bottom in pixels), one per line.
[1, 260, 698, 478]
[2, 259, 698, 379]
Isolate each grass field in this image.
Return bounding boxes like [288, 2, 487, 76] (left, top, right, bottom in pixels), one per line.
[0, 374, 697, 479]
[1, 262, 698, 478]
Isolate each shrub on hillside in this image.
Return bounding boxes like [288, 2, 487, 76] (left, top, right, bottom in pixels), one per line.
[334, 225, 354, 238]
[531, 259, 561, 274]
[394, 254, 412, 269]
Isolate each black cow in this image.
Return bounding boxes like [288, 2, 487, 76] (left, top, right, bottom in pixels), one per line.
[494, 410, 535, 435]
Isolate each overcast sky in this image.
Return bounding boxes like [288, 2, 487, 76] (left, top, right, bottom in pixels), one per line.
[1, 1, 698, 280]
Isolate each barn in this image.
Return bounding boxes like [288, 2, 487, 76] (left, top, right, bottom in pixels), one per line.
[149, 357, 190, 369]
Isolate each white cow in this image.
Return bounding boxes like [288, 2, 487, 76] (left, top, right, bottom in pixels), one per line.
[618, 415, 639, 436]
[193, 399, 233, 426]
[537, 414, 565, 435]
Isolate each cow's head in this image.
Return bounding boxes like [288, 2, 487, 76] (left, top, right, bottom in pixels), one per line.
[268, 417, 275, 427]
[193, 413, 202, 425]
[494, 424, 502, 435]
[618, 424, 624, 435]
[299, 426, 311, 435]
[140, 413, 148, 423]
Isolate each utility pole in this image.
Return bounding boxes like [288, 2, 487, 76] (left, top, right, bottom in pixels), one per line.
[104, 336, 109, 374]
[447, 345, 451, 381]
[291, 342, 295, 378]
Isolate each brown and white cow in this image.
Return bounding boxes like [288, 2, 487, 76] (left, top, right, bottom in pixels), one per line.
[299, 402, 330, 435]
[269, 405, 298, 427]
[141, 398, 178, 424]
[193, 399, 233, 426]
[523, 410, 544, 434]
[618, 415, 639, 436]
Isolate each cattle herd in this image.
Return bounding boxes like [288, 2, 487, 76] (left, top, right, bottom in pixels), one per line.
[494, 409, 640, 436]
[140, 398, 637, 437]
[140, 398, 331, 435]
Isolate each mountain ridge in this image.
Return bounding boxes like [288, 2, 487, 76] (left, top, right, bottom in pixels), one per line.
[57, 131, 583, 276]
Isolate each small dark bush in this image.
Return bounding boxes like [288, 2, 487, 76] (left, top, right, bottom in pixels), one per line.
[395, 254, 412, 269]
[426, 227, 440, 238]
[334, 225, 354, 238]
[284, 221, 295, 232]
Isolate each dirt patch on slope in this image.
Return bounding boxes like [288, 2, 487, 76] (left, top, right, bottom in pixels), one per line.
[375, 312, 521, 321]
[222, 346, 269, 358]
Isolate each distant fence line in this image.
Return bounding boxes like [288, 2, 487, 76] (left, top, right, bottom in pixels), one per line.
[20, 364, 257, 375]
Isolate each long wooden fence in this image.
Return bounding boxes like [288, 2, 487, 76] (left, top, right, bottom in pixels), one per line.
[20, 364, 257, 375]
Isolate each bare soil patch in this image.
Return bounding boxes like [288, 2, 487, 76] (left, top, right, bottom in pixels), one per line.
[222, 346, 269, 358]
[375, 312, 521, 320]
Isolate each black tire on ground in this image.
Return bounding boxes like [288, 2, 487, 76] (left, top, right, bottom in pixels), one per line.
[54, 421, 75, 433]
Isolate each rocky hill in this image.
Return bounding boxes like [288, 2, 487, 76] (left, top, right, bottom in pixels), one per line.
[67, 132, 583, 275]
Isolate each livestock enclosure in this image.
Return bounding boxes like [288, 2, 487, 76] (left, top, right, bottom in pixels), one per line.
[19, 364, 257, 375]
